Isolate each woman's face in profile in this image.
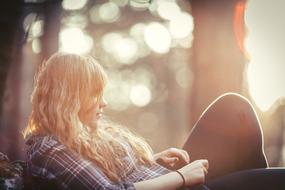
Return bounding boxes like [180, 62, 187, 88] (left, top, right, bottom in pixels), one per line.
[79, 95, 107, 126]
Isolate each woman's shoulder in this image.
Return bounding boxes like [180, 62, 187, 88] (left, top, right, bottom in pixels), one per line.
[25, 134, 88, 179]
[25, 134, 67, 162]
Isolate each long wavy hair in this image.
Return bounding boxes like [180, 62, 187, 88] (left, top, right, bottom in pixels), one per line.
[23, 52, 154, 182]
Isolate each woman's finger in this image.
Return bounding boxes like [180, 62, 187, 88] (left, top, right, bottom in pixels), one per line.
[203, 166, 208, 175]
[170, 148, 189, 163]
[163, 157, 179, 164]
[182, 150, 190, 163]
[201, 159, 209, 170]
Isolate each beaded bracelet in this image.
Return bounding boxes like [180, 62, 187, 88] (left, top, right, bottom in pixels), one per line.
[175, 170, 186, 188]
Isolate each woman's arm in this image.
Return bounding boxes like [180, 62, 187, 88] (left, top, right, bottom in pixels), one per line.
[28, 137, 208, 190]
[134, 159, 209, 190]
[134, 171, 184, 190]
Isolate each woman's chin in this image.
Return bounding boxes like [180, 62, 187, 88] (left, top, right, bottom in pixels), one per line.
[87, 115, 103, 127]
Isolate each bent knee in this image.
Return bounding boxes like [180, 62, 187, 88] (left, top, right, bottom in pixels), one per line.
[202, 92, 257, 121]
[213, 92, 253, 111]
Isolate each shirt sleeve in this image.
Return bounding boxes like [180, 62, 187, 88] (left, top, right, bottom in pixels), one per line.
[47, 149, 136, 190]
[29, 137, 136, 190]
[64, 157, 136, 190]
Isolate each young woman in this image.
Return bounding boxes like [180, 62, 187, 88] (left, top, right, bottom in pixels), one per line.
[24, 52, 285, 190]
[24, 52, 208, 190]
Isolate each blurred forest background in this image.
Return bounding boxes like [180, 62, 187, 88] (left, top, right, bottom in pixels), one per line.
[0, 0, 285, 167]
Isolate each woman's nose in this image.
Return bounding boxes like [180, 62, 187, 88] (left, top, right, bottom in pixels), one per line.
[99, 98, 107, 108]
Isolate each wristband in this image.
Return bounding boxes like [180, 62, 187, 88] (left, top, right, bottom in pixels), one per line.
[175, 170, 185, 188]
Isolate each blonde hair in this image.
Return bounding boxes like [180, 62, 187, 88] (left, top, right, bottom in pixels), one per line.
[23, 52, 154, 182]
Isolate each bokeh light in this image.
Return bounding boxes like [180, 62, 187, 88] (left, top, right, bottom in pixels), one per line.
[130, 84, 152, 107]
[62, 0, 88, 10]
[23, 13, 37, 32]
[62, 14, 88, 29]
[101, 32, 122, 53]
[101, 33, 139, 64]
[89, 5, 101, 24]
[130, 23, 146, 40]
[59, 27, 93, 54]
[99, 2, 120, 23]
[23, 13, 44, 41]
[104, 72, 132, 111]
[105, 68, 154, 109]
[176, 34, 194, 48]
[157, 1, 181, 20]
[134, 67, 155, 88]
[169, 12, 194, 39]
[32, 39, 41, 54]
[175, 67, 193, 89]
[245, 0, 285, 111]
[110, 0, 128, 7]
[129, 23, 151, 57]
[113, 37, 138, 64]
[144, 22, 171, 54]
[129, 0, 151, 11]
[31, 20, 44, 38]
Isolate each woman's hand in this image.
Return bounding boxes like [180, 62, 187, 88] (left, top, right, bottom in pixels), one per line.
[154, 148, 190, 170]
[178, 159, 209, 187]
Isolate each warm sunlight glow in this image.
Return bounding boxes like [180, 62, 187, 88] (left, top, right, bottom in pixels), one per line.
[144, 22, 171, 54]
[245, 0, 285, 111]
[59, 27, 93, 54]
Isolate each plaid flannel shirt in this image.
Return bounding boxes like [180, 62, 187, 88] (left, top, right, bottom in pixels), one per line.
[25, 135, 170, 190]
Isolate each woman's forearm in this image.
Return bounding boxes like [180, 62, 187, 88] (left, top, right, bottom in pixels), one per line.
[133, 171, 183, 190]
[134, 159, 209, 190]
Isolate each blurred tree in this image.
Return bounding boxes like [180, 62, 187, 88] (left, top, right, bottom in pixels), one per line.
[0, 0, 23, 161]
[0, 0, 62, 160]
[189, 0, 248, 125]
